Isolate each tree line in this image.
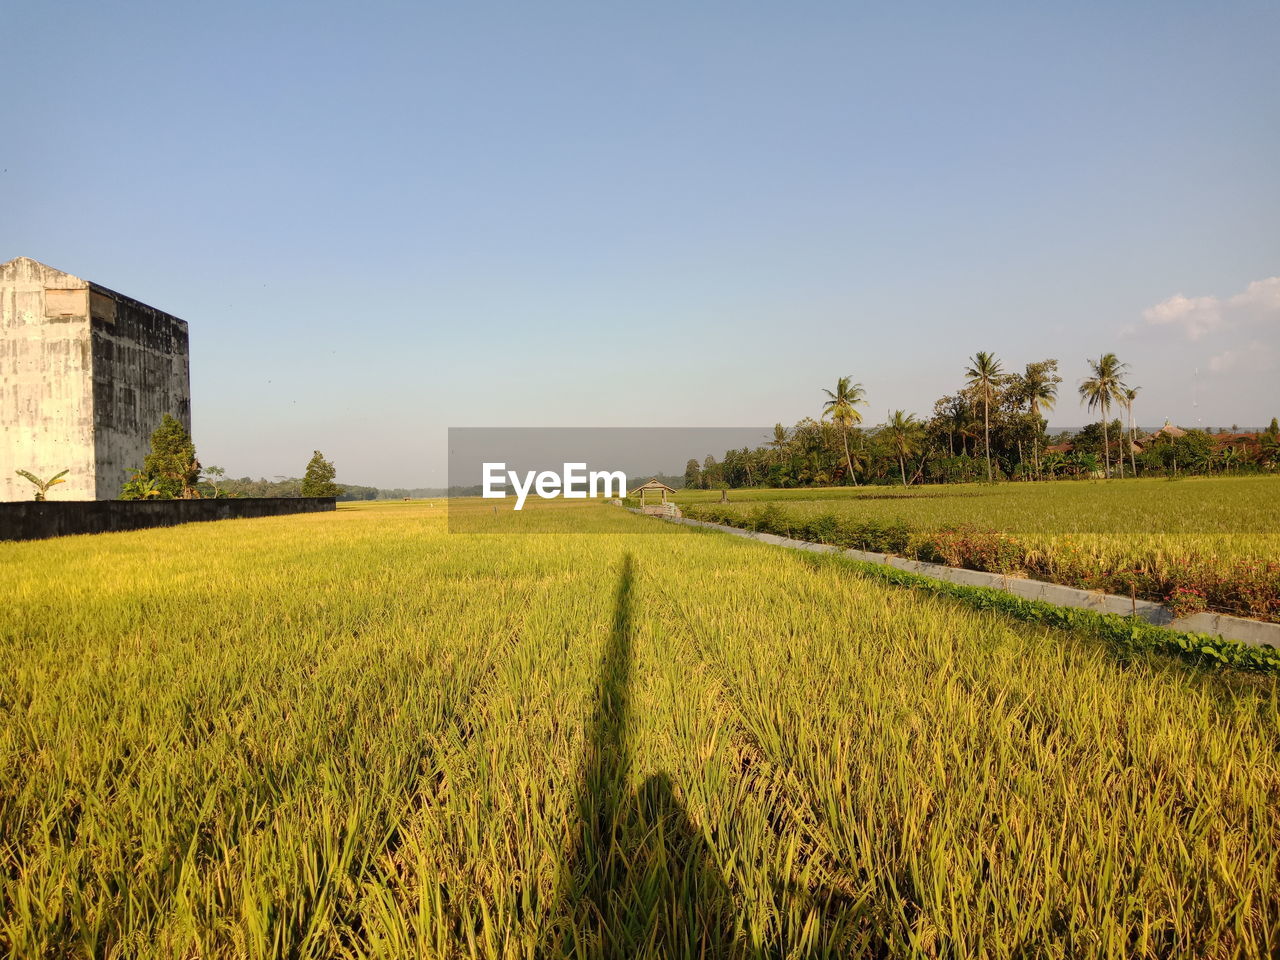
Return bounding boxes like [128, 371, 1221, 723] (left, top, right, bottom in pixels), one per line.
[114, 415, 344, 500]
[683, 354, 1280, 489]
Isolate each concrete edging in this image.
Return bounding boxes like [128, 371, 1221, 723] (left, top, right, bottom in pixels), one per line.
[662, 515, 1280, 650]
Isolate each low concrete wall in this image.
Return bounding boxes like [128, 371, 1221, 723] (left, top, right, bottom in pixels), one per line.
[0, 498, 336, 542]
[665, 515, 1280, 650]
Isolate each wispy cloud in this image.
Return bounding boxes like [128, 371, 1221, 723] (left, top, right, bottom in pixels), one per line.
[1228, 276, 1280, 312]
[1208, 340, 1277, 375]
[1142, 293, 1223, 340]
[1142, 276, 1280, 341]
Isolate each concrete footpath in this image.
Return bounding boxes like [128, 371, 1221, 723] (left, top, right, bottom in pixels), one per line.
[661, 515, 1280, 650]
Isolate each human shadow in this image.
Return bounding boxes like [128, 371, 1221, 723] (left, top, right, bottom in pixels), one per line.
[546, 554, 864, 960]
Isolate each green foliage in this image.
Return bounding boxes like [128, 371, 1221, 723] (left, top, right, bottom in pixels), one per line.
[685, 359, 1206, 489]
[214, 477, 489, 500]
[1070, 419, 1125, 455]
[965, 350, 1004, 482]
[683, 458, 701, 490]
[202, 465, 227, 498]
[820, 375, 866, 428]
[686, 477, 1280, 623]
[821, 376, 867, 484]
[120, 474, 162, 500]
[925, 454, 986, 484]
[300, 451, 342, 498]
[124, 414, 200, 499]
[688, 502, 1280, 661]
[683, 363, 1275, 490]
[1079, 353, 1130, 478]
[806, 549, 1280, 672]
[699, 455, 719, 490]
[14, 469, 68, 502]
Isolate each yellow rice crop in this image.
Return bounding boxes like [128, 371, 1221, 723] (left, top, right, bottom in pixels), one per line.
[1, 500, 1277, 958]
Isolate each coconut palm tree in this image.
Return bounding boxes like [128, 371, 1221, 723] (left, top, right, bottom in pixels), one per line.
[1078, 353, 1129, 479]
[821, 376, 866, 486]
[15, 469, 69, 501]
[885, 410, 923, 486]
[767, 423, 790, 465]
[1122, 386, 1140, 478]
[1019, 360, 1060, 478]
[965, 352, 1003, 482]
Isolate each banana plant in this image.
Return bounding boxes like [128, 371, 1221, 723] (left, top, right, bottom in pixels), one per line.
[121, 471, 163, 500]
[15, 469, 69, 501]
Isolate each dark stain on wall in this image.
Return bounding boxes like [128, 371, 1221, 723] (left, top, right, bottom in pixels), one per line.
[87, 281, 192, 498]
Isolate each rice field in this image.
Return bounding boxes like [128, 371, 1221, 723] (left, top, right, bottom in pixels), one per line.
[2, 500, 1279, 958]
[681, 476, 1280, 621]
[674, 475, 1280, 535]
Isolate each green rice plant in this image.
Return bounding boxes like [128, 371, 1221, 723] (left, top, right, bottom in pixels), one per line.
[1, 500, 1278, 957]
[685, 476, 1280, 621]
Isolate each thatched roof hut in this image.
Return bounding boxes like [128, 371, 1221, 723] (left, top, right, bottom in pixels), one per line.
[1138, 420, 1187, 446]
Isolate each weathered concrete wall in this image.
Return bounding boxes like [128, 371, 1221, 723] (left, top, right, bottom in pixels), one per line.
[0, 257, 191, 501]
[0, 258, 96, 500]
[0, 498, 335, 542]
[89, 283, 191, 499]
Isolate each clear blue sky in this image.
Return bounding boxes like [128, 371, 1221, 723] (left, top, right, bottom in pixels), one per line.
[5, 1, 1278, 486]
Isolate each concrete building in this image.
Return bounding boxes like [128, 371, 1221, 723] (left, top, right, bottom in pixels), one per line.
[1, 256, 191, 501]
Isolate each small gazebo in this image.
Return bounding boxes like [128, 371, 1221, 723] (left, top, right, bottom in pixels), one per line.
[631, 478, 677, 507]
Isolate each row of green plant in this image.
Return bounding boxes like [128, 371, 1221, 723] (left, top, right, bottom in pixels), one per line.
[683, 354, 1278, 489]
[13, 417, 346, 502]
[685, 502, 1280, 622]
[119, 416, 343, 500]
[786, 546, 1280, 673]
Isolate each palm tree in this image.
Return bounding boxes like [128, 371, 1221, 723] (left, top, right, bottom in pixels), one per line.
[821, 376, 866, 486]
[1122, 386, 1140, 478]
[1078, 353, 1129, 479]
[885, 410, 923, 486]
[1019, 360, 1060, 478]
[965, 352, 1003, 482]
[15, 469, 69, 501]
[767, 423, 790, 465]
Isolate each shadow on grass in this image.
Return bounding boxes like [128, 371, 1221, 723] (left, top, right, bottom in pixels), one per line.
[547, 554, 865, 959]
